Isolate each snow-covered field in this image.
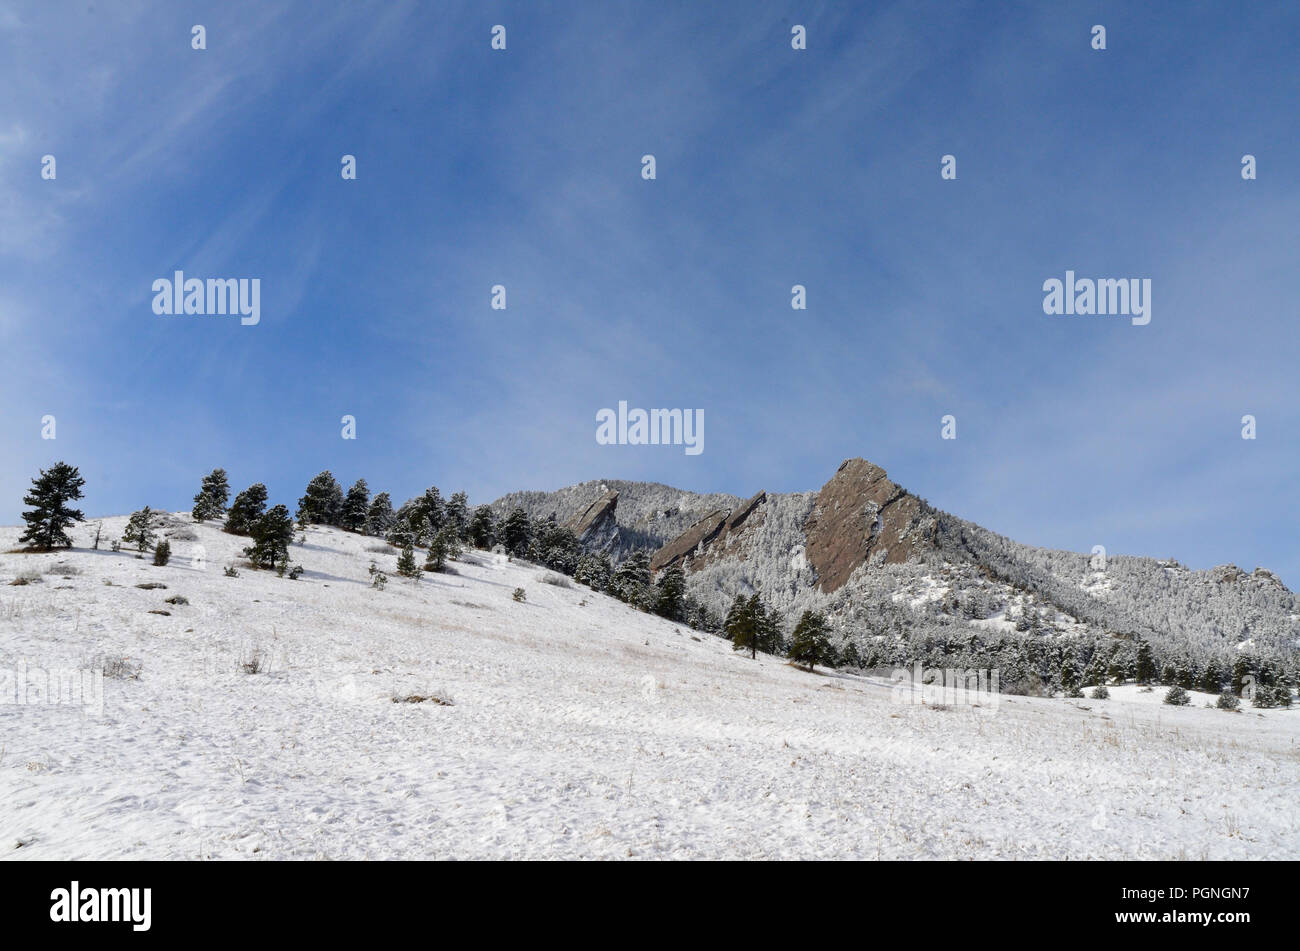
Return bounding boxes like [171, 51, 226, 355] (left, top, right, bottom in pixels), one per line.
[1, 515, 1296, 860]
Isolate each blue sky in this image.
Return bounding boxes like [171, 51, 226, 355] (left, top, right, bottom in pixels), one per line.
[1, 0, 1297, 584]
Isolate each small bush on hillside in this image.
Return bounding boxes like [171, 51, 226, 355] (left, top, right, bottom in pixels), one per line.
[1090, 685, 1109, 700]
[1216, 691, 1240, 711]
[512, 587, 526, 602]
[88, 654, 142, 681]
[152, 539, 171, 566]
[1164, 685, 1191, 706]
[1003, 675, 1051, 697]
[223, 566, 239, 577]
[540, 573, 571, 588]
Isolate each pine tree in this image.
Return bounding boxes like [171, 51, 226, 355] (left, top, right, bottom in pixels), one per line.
[340, 479, 370, 532]
[1201, 661, 1223, 694]
[789, 610, 830, 671]
[610, 551, 651, 607]
[1163, 685, 1190, 706]
[653, 566, 686, 621]
[386, 515, 418, 549]
[365, 492, 396, 537]
[574, 553, 611, 591]
[414, 486, 446, 534]
[446, 492, 470, 542]
[1060, 659, 1082, 697]
[500, 507, 531, 556]
[727, 594, 763, 657]
[534, 520, 580, 574]
[424, 523, 459, 573]
[191, 468, 231, 522]
[122, 507, 160, 554]
[840, 640, 863, 669]
[1135, 642, 1157, 685]
[1106, 648, 1131, 685]
[245, 505, 294, 570]
[468, 506, 495, 549]
[297, 471, 344, 526]
[724, 594, 749, 643]
[224, 484, 268, 536]
[755, 598, 781, 655]
[18, 461, 86, 550]
[1232, 656, 1254, 697]
[396, 543, 420, 579]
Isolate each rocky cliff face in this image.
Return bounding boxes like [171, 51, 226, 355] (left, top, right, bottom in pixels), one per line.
[492, 459, 1298, 665]
[801, 458, 935, 593]
[564, 489, 620, 551]
[646, 459, 936, 594]
[649, 490, 766, 573]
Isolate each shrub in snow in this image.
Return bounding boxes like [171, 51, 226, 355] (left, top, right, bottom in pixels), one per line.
[87, 654, 142, 681]
[1216, 691, 1240, 711]
[1090, 685, 1109, 700]
[512, 587, 527, 602]
[1004, 675, 1051, 697]
[368, 562, 388, 590]
[1164, 685, 1190, 706]
[152, 539, 171, 566]
[541, 573, 571, 588]
[223, 565, 239, 577]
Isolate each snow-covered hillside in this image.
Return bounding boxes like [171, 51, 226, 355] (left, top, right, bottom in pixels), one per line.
[1, 515, 1296, 859]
